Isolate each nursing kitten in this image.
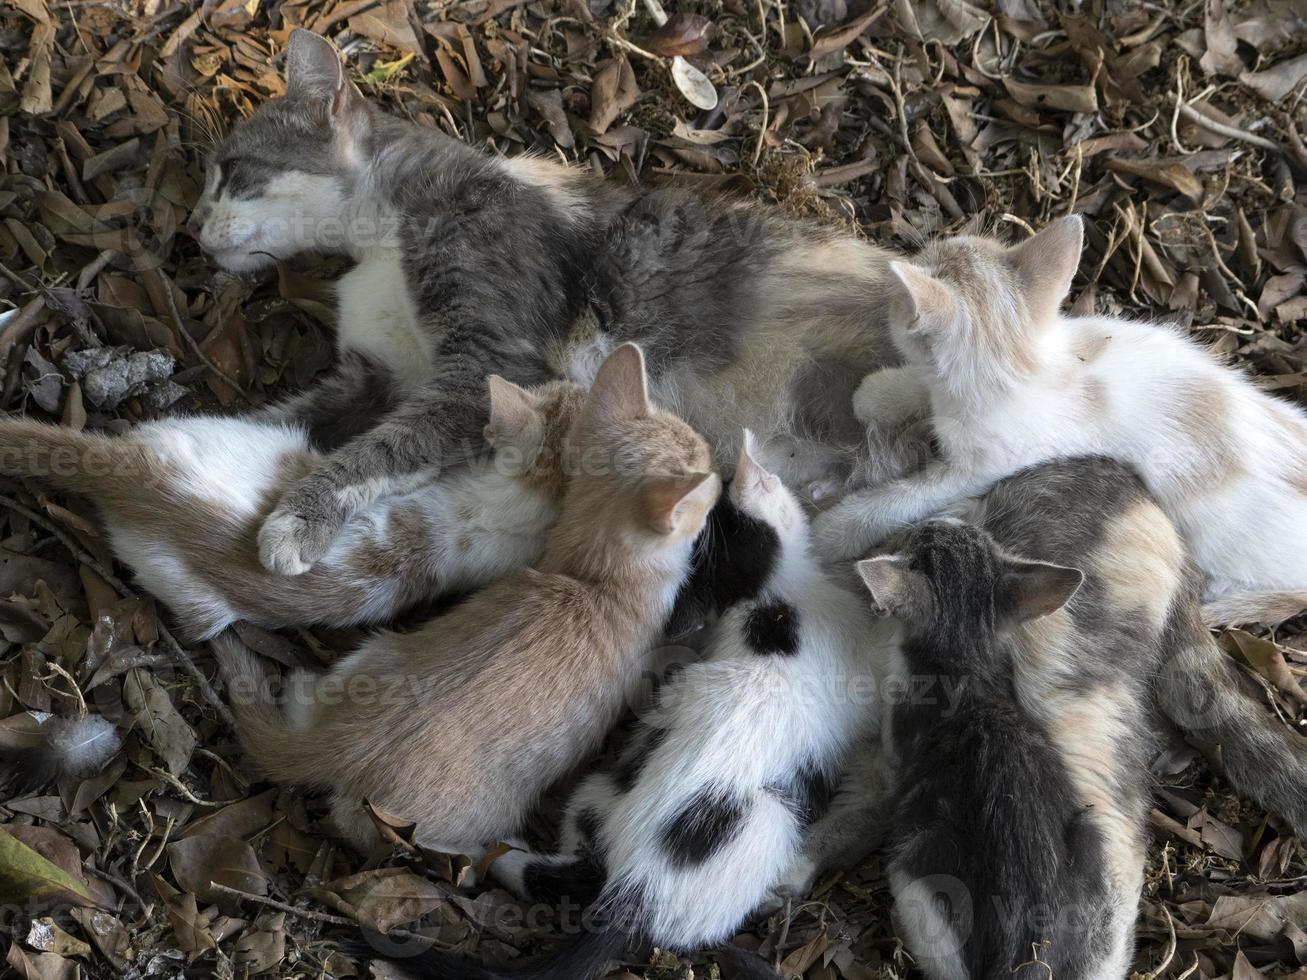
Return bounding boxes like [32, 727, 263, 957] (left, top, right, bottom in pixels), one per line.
[192, 28, 907, 577]
[859, 519, 1134, 979]
[213, 345, 721, 854]
[359, 435, 895, 980]
[0, 379, 584, 640]
[814, 216, 1307, 626]
[862, 458, 1175, 979]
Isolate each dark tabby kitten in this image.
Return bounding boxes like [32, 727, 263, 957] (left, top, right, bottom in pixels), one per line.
[191, 29, 906, 575]
[860, 472, 1147, 978]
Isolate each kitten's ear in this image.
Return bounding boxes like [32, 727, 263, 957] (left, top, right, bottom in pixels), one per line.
[585, 343, 651, 424]
[890, 261, 955, 332]
[734, 430, 781, 498]
[856, 556, 926, 618]
[1008, 216, 1083, 315]
[997, 558, 1083, 625]
[285, 29, 364, 120]
[639, 472, 720, 536]
[484, 376, 545, 455]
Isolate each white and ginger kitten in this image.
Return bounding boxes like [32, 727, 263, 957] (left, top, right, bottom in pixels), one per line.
[213, 344, 721, 856]
[815, 216, 1307, 626]
[363, 434, 895, 980]
[0, 379, 584, 640]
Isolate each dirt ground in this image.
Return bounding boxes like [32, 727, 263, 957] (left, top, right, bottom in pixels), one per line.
[1, 0, 1306, 977]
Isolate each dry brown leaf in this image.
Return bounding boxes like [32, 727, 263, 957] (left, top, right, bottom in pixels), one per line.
[1003, 77, 1098, 114]
[643, 13, 714, 57]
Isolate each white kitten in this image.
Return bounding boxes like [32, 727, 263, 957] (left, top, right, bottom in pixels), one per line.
[816, 216, 1307, 625]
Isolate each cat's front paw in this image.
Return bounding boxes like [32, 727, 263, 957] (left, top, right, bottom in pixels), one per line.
[258, 507, 340, 575]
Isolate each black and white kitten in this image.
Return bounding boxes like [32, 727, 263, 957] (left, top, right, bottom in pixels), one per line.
[359, 435, 895, 979]
[191, 29, 909, 576]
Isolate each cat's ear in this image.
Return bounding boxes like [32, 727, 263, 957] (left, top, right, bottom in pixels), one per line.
[997, 558, 1083, 625]
[484, 376, 545, 455]
[890, 261, 955, 332]
[734, 429, 781, 499]
[1008, 216, 1083, 315]
[639, 472, 720, 536]
[585, 343, 651, 424]
[285, 29, 365, 121]
[856, 556, 927, 618]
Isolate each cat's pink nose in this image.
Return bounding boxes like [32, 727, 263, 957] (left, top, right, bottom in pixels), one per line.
[186, 216, 204, 239]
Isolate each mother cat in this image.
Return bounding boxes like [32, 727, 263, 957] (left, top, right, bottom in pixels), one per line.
[193, 28, 905, 575]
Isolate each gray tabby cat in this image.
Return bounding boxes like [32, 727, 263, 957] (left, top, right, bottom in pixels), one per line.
[190, 28, 905, 576]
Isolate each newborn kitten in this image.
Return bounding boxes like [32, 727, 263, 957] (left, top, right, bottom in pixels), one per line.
[358, 434, 895, 980]
[0, 379, 584, 640]
[193, 28, 907, 577]
[213, 345, 721, 854]
[814, 216, 1307, 626]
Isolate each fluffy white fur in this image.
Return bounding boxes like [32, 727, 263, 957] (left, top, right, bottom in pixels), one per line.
[815, 216, 1307, 624]
[493, 435, 895, 950]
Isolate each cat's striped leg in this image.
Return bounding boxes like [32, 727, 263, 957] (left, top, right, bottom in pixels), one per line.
[259, 353, 552, 575]
[258, 352, 402, 451]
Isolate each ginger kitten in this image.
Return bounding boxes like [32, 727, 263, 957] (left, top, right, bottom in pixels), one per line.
[816, 216, 1307, 626]
[0, 380, 585, 640]
[375, 435, 893, 980]
[213, 344, 721, 854]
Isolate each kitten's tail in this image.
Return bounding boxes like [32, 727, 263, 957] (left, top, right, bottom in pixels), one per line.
[0, 417, 158, 499]
[0, 714, 122, 795]
[1155, 599, 1307, 837]
[1200, 590, 1307, 628]
[210, 633, 321, 786]
[349, 924, 627, 980]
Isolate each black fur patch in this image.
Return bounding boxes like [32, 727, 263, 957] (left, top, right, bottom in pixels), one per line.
[660, 787, 746, 867]
[523, 852, 607, 909]
[665, 494, 781, 639]
[743, 600, 800, 655]
[575, 807, 604, 852]
[613, 727, 668, 794]
[783, 762, 838, 826]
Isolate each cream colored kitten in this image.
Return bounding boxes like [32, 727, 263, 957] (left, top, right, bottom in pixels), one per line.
[214, 344, 721, 855]
[0, 380, 584, 640]
[815, 216, 1307, 626]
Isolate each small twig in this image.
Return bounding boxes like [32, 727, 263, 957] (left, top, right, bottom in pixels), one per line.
[208, 882, 359, 928]
[745, 80, 770, 169]
[85, 864, 149, 913]
[206, 881, 442, 945]
[40, 661, 87, 717]
[1177, 100, 1288, 156]
[0, 493, 235, 728]
[155, 271, 252, 402]
[1152, 904, 1178, 977]
[145, 766, 221, 807]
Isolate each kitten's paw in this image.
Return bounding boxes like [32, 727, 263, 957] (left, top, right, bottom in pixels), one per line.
[258, 509, 336, 575]
[807, 478, 842, 505]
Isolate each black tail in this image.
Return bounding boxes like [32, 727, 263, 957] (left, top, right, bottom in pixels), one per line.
[351, 924, 626, 980]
